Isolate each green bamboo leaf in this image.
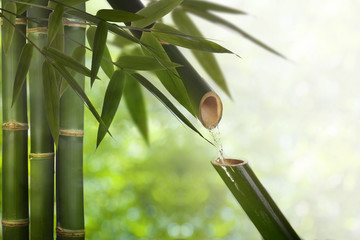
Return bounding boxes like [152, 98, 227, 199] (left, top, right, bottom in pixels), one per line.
[12, 43, 33, 106]
[50, 16, 64, 90]
[140, 32, 193, 114]
[47, 4, 65, 46]
[48, 0, 89, 9]
[86, 26, 114, 79]
[181, 1, 247, 14]
[3, 2, 17, 54]
[124, 74, 148, 143]
[131, 0, 183, 28]
[42, 46, 92, 78]
[172, 9, 231, 97]
[97, 70, 125, 146]
[60, 46, 86, 96]
[183, 7, 286, 59]
[151, 23, 232, 53]
[52, 62, 111, 136]
[91, 20, 108, 86]
[96, 9, 144, 22]
[16, 0, 36, 15]
[67, 9, 140, 43]
[116, 55, 181, 70]
[127, 72, 209, 143]
[42, 60, 60, 146]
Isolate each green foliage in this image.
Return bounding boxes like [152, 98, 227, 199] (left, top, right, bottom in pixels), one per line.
[124, 74, 149, 143]
[97, 70, 125, 146]
[86, 26, 114, 79]
[42, 47, 93, 78]
[151, 23, 233, 54]
[91, 20, 108, 86]
[12, 43, 33, 106]
[96, 9, 144, 22]
[115, 55, 182, 71]
[131, 0, 183, 28]
[47, 4, 64, 46]
[42, 60, 60, 145]
[172, 9, 231, 97]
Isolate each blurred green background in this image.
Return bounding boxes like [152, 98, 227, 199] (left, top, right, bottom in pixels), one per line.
[2, 0, 360, 239]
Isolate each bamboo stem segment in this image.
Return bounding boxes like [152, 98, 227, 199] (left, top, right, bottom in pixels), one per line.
[27, 1, 55, 239]
[212, 159, 301, 240]
[1, 1, 29, 238]
[56, 4, 86, 239]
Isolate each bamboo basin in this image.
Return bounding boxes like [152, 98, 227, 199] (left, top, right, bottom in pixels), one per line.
[212, 158, 301, 240]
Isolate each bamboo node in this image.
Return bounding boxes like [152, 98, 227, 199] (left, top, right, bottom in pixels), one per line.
[30, 152, 55, 159]
[63, 18, 87, 28]
[2, 219, 29, 227]
[59, 129, 84, 137]
[159, 40, 170, 45]
[56, 226, 85, 237]
[1, 18, 27, 25]
[27, 27, 48, 34]
[2, 121, 28, 131]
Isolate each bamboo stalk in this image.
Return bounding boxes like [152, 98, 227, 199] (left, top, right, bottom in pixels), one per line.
[27, 1, 55, 239]
[106, 0, 223, 129]
[212, 158, 301, 240]
[1, 1, 29, 239]
[56, 4, 86, 240]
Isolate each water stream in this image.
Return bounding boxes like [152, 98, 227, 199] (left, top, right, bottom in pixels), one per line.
[209, 126, 225, 164]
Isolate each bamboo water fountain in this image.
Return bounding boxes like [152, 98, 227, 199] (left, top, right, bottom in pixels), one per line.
[107, 0, 301, 239]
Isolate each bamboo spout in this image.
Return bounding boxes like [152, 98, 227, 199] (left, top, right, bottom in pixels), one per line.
[199, 92, 222, 129]
[212, 158, 301, 240]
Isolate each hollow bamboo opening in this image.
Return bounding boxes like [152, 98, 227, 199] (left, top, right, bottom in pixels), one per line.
[199, 91, 223, 129]
[213, 158, 246, 166]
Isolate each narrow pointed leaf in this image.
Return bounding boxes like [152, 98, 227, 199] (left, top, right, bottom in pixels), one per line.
[116, 55, 181, 70]
[12, 43, 33, 106]
[52, 62, 111, 136]
[124, 74, 148, 143]
[50, 18, 64, 90]
[127, 73, 208, 142]
[181, 1, 247, 14]
[97, 70, 125, 146]
[3, 2, 17, 54]
[140, 32, 193, 114]
[48, 0, 89, 9]
[67, 9, 140, 43]
[47, 4, 65, 46]
[16, 0, 36, 14]
[42, 60, 60, 146]
[184, 7, 286, 59]
[42, 46, 92, 78]
[152, 23, 232, 53]
[132, 0, 183, 28]
[91, 20, 108, 86]
[172, 9, 231, 96]
[60, 46, 86, 96]
[87, 26, 114, 78]
[96, 9, 144, 22]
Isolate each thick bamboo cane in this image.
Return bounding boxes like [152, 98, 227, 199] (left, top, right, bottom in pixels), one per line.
[56, 4, 86, 240]
[106, 0, 222, 129]
[27, 1, 55, 239]
[1, 1, 29, 239]
[212, 159, 301, 240]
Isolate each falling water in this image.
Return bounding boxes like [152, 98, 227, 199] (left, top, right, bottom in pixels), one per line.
[209, 126, 225, 164]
